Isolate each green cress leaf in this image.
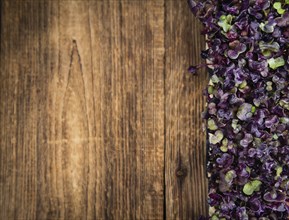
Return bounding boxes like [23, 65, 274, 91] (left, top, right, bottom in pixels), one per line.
[209, 130, 224, 144]
[218, 15, 233, 32]
[208, 118, 218, 130]
[268, 56, 285, 70]
[243, 180, 262, 196]
[273, 2, 285, 15]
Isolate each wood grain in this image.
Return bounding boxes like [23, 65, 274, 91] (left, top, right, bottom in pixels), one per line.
[164, 1, 208, 219]
[0, 0, 207, 219]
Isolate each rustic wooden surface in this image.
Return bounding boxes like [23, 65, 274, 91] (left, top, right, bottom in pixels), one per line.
[0, 0, 207, 219]
[165, 2, 208, 219]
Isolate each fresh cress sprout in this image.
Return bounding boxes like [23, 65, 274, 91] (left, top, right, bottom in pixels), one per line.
[188, 0, 289, 219]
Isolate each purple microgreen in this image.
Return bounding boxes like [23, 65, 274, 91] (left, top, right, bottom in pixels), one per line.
[227, 40, 247, 59]
[188, 0, 289, 218]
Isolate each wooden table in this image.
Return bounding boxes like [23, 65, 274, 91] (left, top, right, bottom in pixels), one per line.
[0, 1, 208, 219]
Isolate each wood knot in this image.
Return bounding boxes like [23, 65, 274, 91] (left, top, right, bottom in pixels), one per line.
[175, 167, 187, 179]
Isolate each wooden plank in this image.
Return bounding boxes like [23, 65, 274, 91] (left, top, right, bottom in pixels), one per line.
[0, 1, 44, 219]
[88, 1, 165, 219]
[0, 0, 165, 219]
[164, 1, 208, 219]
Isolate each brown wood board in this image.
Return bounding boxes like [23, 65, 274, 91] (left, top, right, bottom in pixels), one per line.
[0, 0, 208, 219]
